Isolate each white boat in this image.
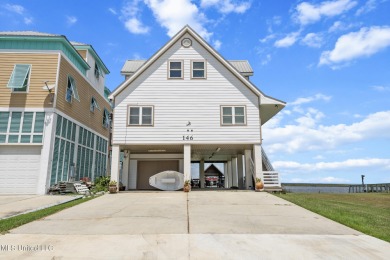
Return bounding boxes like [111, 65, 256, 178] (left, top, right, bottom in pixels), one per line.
[149, 170, 184, 191]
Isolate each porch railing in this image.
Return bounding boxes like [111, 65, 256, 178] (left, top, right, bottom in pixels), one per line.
[249, 156, 281, 188]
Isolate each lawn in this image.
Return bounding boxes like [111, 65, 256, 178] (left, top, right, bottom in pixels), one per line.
[0, 196, 95, 234]
[275, 193, 390, 242]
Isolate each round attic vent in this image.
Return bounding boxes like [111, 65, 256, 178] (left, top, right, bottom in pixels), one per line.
[181, 38, 192, 48]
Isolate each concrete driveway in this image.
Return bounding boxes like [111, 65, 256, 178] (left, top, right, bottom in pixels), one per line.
[0, 195, 81, 220]
[0, 191, 389, 259]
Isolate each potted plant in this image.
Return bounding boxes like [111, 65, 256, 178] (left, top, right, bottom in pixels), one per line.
[109, 180, 118, 194]
[183, 180, 191, 192]
[255, 178, 264, 191]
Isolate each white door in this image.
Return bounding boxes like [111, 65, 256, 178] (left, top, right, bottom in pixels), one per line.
[0, 146, 41, 194]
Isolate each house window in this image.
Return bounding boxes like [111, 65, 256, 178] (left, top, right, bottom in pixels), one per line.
[128, 106, 153, 126]
[191, 60, 206, 79]
[65, 75, 80, 103]
[0, 111, 45, 144]
[168, 61, 183, 79]
[103, 108, 110, 128]
[221, 106, 246, 125]
[90, 97, 101, 112]
[94, 63, 100, 80]
[7, 64, 31, 92]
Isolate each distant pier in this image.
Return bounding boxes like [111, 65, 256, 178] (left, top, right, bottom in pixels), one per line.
[349, 183, 390, 193]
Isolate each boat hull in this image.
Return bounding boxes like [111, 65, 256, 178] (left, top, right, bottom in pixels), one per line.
[149, 170, 184, 191]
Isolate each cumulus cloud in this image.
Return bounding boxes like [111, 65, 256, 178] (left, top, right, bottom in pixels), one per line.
[121, 0, 150, 34]
[370, 85, 390, 92]
[66, 16, 77, 26]
[213, 39, 222, 50]
[200, 0, 251, 14]
[356, 0, 387, 16]
[319, 26, 390, 66]
[274, 31, 300, 48]
[295, 0, 357, 25]
[3, 3, 33, 25]
[145, 0, 211, 40]
[301, 33, 323, 48]
[274, 158, 390, 171]
[290, 93, 332, 106]
[264, 110, 390, 154]
[108, 8, 117, 15]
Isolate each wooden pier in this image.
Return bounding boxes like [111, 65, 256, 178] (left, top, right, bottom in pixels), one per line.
[349, 183, 390, 193]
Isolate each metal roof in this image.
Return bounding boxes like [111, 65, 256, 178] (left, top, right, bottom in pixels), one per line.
[0, 31, 59, 37]
[121, 59, 253, 75]
[228, 60, 253, 74]
[121, 60, 147, 74]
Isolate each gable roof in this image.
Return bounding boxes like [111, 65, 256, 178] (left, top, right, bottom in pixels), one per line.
[109, 25, 285, 124]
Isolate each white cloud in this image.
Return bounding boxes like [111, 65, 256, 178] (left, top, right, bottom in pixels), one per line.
[200, 0, 251, 14]
[145, 0, 212, 40]
[356, 0, 387, 16]
[274, 31, 300, 48]
[124, 18, 150, 34]
[319, 26, 390, 66]
[261, 54, 272, 65]
[4, 3, 25, 14]
[121, 0, 150, 35]
[3, 3, 33, 25]
[264, 110, 390, 154]
[371, 85, 390, 92]
[301, 33, 323, 48]
[66, 16, 77, 26]
[259, 34, 276, 43]
[213, 39, 222, 50]
[274, 158, 390, 171]
[24, 17, 33, 25]
[295, 0, 357, 25]
[108, 8, 117, 15]
[290, 93, 332, 106]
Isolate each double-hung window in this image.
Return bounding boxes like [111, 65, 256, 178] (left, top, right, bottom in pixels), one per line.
[7, 64, 31, 92]
[221, 106, 246, 125]
[168, 61, 183, 79]
[65, 75, 79, 103]
[191, 60, 206, 79]
[102, 108, 110, 128]
[128, 106, 153, 126]
[90, 97, 101, 112]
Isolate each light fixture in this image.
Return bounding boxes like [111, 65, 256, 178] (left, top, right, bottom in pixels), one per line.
[148, 149, 166, 152]
[215, 147, 221, 152]
[42, 81, 55, 104]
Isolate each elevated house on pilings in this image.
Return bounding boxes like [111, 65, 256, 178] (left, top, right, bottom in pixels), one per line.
[109, 25, 284, 190]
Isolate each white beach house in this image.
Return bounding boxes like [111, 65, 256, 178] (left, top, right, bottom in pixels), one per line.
[109, 26, 285, 190]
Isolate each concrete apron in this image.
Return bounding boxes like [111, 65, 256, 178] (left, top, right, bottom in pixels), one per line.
[0, 191, 389, 259]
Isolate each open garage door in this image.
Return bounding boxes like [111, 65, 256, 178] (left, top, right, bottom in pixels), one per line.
[137, 160, 179, 190]
[0, 146, 41, 194]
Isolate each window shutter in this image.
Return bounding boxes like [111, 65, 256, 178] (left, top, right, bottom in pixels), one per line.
[7, 64, 30, 89]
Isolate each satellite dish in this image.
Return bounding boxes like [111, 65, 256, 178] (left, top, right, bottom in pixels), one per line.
[42, 84, 55, 91]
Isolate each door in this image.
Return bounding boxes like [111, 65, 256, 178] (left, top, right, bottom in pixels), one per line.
[0, 146, 41, 194]
[137, 160, 179, 190]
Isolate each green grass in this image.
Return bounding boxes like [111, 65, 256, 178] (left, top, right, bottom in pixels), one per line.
[275, 193, 390, 242]
[0, 196, 95, 234]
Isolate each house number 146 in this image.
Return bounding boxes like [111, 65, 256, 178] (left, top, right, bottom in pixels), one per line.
[183, 135, 193, 141]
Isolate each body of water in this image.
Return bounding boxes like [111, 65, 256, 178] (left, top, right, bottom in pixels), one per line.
[283, 185, 350, 193]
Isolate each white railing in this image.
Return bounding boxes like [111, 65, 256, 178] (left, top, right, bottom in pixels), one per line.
[262, 171, 281, 187]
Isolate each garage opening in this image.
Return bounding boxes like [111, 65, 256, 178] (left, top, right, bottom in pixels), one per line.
[137, 160, 179, 190]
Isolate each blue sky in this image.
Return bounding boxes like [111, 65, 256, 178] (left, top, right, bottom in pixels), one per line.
[1, 0, 389, 184]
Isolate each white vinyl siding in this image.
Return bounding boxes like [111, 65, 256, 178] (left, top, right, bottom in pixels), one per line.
[7, 64, 31, 92]
[221, 106, 246, 125]
[128, 106, 153, 126]
[113, 33, 260, 144]
[0, 111, 45, 144]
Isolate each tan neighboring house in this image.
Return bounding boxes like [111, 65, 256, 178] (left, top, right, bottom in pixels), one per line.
[0, 31, 111, 194]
